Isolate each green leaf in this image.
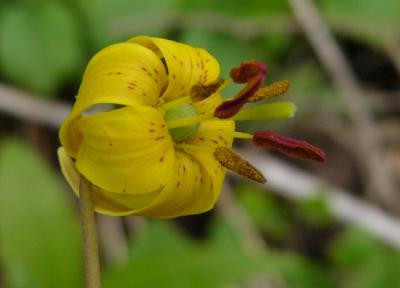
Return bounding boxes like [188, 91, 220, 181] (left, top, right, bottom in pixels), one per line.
[0, 1, 84, 95]
[329, 228, 400, 288]
[76, 0, 179, 48]
[0, 138, 82, 288]
[236, 184, 291, 241]
[104, 218, 331, 288]
[294, 196, 334, 227]
[179, 0, 289, 16]
[266, 251, 331, 288]
[104, 221, 269, 288]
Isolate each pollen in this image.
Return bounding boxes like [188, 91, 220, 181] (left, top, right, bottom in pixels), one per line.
[248, 80, 290, 102]
[213, 147, 266, 183]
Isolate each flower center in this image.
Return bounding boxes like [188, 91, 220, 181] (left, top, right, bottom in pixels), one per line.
[164, 103, 199, 142]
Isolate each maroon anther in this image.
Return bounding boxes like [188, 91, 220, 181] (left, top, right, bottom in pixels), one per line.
[230, 61, 267, 83]
[253, 130, 327, 162]
[214, 61, 267, 119]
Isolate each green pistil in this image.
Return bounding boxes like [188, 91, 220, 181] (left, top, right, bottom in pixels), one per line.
[164, 103, 199, 142]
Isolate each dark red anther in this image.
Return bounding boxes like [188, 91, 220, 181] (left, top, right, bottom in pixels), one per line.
[230, 61, 267, 83]
[214, 61, 267, 119]
[253, 130, 327, 162]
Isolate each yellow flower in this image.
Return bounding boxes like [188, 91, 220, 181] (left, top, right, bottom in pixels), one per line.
[58, 36, 325, 218]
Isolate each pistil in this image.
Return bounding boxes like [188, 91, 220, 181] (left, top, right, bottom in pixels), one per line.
[164, 103, 201, 142]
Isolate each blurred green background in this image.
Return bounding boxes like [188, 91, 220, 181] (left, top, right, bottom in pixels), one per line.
[1, 0, 400, 287]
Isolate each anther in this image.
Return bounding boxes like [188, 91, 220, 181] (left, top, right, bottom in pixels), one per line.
[213, 147, 266, 183]
[190, 79, 226, 102]
[253, 131, 327, 162]
[248, 80, 290, 102]
[230, 61, 267, 83]
[214, 61, 267, 119]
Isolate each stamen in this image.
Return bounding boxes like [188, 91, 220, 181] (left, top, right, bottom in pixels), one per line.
[191, 79, 226, 102]
[213, 130, 253, 139]
[253, 131, 327, 162]
[214, 147, 266, 183]
[248, 80, 290, 103]
[214, 61, 267, 119]
[230, 61, 267, 83]
[232, 131, 253, 139]
[232, 102, 297, 121]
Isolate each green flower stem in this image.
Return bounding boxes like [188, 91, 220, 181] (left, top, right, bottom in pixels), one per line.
[79, 176, 101, 288]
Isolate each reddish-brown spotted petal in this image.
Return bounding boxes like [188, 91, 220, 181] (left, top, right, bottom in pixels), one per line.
[253, 130, 327, 162]
[214, 61, 266, 119]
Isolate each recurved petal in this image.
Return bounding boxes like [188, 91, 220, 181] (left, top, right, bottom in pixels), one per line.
[60, 42, 167, 157]
[74, 105, 175, 195]
[134, 150, 214, 218]
[179, 120, 235, 202]
[58, 147, 162, 216]
[129, 36, 220, 102]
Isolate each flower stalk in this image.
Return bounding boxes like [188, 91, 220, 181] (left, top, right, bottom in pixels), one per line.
[79, 176, 101, 288]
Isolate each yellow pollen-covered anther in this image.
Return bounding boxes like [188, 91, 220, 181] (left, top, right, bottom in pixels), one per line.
[213, 147, 266, 183]
[248, 80, 289, 102]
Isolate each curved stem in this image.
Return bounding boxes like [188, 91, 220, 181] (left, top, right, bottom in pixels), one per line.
[79, 176, 101, 288]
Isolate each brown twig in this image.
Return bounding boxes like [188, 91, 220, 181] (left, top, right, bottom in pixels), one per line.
[287, 0, 400, 211]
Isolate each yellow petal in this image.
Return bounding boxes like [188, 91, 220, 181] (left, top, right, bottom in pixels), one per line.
[129, 36, 220, 102]
[60, 42, 167, 157]
[58, 147, 162, 216]
[59, 147, 217, 218]
[133, 150, 215, 218]
[178, 119, 235, 203]
[74, 105, 175, 195]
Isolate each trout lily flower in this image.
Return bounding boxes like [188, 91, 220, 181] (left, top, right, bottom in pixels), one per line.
[58, 36, 326, 218]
